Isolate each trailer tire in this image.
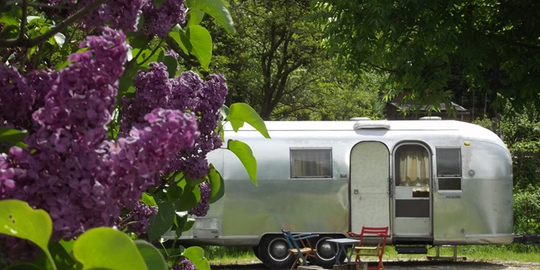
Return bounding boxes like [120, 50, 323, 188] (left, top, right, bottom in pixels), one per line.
[258, 235, 295, 269]
[310, 236, 344, 268]
[252, 246, 261, 260]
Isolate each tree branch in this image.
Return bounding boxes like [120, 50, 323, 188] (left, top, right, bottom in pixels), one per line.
[6, 0, 73, 9]
[18, 0, 28, 41]
[0, 0, 109, 48]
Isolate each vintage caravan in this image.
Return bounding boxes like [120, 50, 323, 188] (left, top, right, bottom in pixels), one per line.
[178, 119, 513, 268]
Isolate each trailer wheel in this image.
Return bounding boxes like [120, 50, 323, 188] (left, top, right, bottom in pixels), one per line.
[252, 246, 261, 260]
[310, 236, 345, 268]
[258, 235, 294, 269]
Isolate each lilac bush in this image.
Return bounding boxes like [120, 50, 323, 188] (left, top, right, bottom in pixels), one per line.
[122, 63, 228, 179]
[0, 28, 194, 241]
[0, 0, 238, 267]
[0, 27, 226, 262]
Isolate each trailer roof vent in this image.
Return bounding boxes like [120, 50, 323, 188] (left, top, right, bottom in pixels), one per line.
[350, 117, 371, 121]
[419, 116, 442, 120]
[354, 120, 390, 130]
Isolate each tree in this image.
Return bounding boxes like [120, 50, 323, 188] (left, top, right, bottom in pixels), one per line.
[320, 0, 540, 117]
[211, 0, 382, 120]
[271, 58, 385, 120]
[211, 0, 320, 119]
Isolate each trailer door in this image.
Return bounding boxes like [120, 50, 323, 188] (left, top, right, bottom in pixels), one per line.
[350, 141, 390, 233]
[392, 143, 432, 241]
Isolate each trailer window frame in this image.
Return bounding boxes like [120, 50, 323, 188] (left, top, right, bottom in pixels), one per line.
[436, 147, 462, 191]
[289, 147, 333, 179]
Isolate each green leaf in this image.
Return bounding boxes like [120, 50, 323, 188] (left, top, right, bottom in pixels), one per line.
[175, 213, 195, 232]
[49, 241, 76, 270]
[207, 164, 224, 204]
[134, 240, 168, 270]
[175, 186, 199, 212]
[228, 103, 270, 138]
[188, 10, 205, 26]
[0, 200, 52, 254]
[190, 0, 236, 34]
[135, 48, 164, 67]
[152, 0, 165, 8]
[183, 246, 210, 270]
[0, 127, 27, 145]
[141, 192, 157, 207]
[73, 227, 147, 270]
[118, 66, 138, 101]
[227, 140, 257, 185]
[147, 200, 175, 242]
[163, 55, 178, 78]
[168, 30, 190, 55]
[166, 181, 184, 202]
[220, 105, 230, 120]
[128, 33, 150, 49]
[186, 25, 212, 70]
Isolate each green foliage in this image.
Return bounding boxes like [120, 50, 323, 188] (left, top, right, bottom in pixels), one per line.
[147, 197, 177, 242]
[227, 103, 270, 138]
[475, 108, 540, 236]
[0, 127, 27, 150]
[183, 246, 210, 270]
[208, 165, 225, 204]
[73, 228, 149, 270]
[488, 105, 540, 190]
[0, 200, 195, 270]
[0, 200, 55, 269]
[513, 188, 540, 235]
[210, 0, 382, 120]
[189, 0, 236, 35]
[135, 241, 169, 270]
[321, 0, 540, 117]
[273, 60, 385, 120]
[227, 139, 258, 185]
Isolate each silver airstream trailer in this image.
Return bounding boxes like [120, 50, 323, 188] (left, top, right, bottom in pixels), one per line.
[177, 119, 513, 268]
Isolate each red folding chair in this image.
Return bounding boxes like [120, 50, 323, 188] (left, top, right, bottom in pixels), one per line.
[348, 226, 389, 270]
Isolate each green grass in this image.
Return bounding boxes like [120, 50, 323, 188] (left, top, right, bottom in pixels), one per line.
[205, 244, 540, 265]
[205, 246, 260, 265]
[383, 244, 540, 262]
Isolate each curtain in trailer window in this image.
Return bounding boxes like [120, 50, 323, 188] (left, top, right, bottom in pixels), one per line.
[290, 148, 332, 178]
[397, 146, 429, 186]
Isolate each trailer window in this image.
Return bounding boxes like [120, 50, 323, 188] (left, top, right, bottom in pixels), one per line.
[436, 148, 461, 176]
[290, 148, 332, 178]
[395, 145, 430, 186]
[436, 148, 462, 191]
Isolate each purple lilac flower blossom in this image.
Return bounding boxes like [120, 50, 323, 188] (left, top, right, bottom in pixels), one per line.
[0, 64, 36, 129]
[125, 201, 158, 236]
[142, 0, 187, 36]
[172, 258, 196, 270]
[121, 63, 228, 180]
[79, 0, 145, 32]
[0, 28, 201, 263]
[188, 181, 210, 217]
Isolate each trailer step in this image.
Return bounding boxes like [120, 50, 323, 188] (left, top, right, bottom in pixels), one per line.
[395, 245, 428, 254]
